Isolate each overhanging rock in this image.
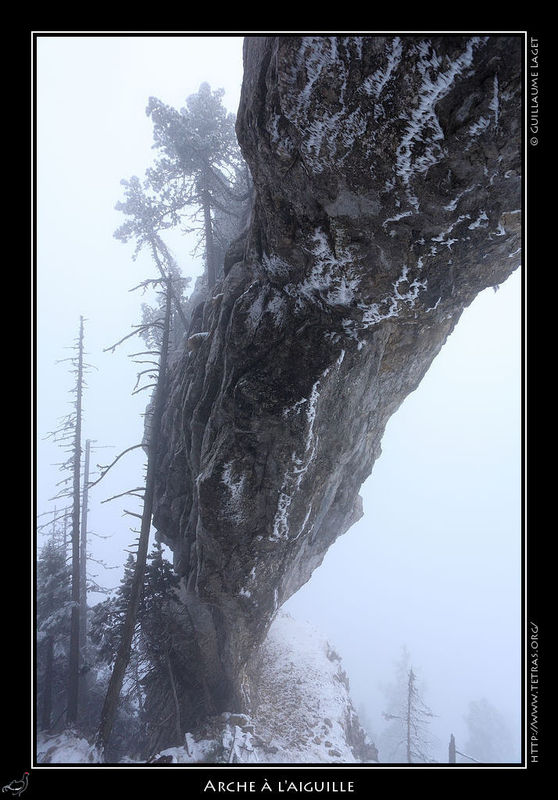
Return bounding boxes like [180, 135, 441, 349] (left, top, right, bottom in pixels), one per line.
[152, 35, 521, 726]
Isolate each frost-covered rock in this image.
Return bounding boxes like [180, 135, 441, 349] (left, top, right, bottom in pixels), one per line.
[152, 35, 522, 731]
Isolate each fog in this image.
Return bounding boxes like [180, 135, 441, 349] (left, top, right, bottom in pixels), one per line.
[36, 35, 522, 764]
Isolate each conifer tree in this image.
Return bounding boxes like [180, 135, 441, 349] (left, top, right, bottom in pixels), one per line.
[37, 532, 71, 730]
[95, 83, 251, 758]
[145, 82, 250, 288]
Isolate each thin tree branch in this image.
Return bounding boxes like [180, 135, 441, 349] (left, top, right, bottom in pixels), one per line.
[88, 444, 144, 489]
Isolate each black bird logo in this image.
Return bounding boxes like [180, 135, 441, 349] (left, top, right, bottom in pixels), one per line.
[2, 773, 29, 797]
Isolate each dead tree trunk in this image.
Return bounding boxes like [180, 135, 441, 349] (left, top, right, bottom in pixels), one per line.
[67, 316, 84, 725]
[202, 173, 216, 289]
[96, 282, 172, 758]
[41, 635, 54, 730]
[406, 669, 413, 764]
[449, 733, 456, 763]
[79, 438, 91, 657]
[166, 651, 182, 745]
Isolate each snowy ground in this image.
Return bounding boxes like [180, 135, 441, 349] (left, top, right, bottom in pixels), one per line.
[36, 613, 374, 764]
[36, 729, 102, 764]
[155, 612, 374, 764]
[248, 612, 369, 763]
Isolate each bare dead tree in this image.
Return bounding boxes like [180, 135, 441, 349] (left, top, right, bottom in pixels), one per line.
[96, 278, 172, 759]
[67, 316, 84, 725]
[79, 438, 91, 659]
[42, 319, 100, 727]
[383, 667, 436, 763]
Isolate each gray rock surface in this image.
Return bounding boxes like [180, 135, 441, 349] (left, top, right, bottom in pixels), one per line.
[152, 35, 522, 731]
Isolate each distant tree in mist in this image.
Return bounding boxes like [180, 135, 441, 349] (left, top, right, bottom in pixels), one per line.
[379, 647, 436, 763]
[463, 698, 518, 763]
[43, 317, 91, 726]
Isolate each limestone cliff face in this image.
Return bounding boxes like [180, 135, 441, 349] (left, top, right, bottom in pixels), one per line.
[152, 35, 521, 730]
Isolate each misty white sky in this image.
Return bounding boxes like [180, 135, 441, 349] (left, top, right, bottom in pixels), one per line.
[35, 34, 523, 764]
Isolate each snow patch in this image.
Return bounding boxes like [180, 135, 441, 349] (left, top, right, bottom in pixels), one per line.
[443, 185, 476, 212]
[262, 253, 292, 280]
[382, 210, 413, 229]
[250, 612, 375, 763]
[357, 265, 427, 330]
[468, 210, 489, 230]
[156, 716, 259, 765]
[491, 222, 506, 237]
[37, 730, 101, 764]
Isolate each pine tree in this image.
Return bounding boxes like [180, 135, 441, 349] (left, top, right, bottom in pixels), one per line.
[93, 84, 251, 758]
[37, 534, 71, 730]
[89, 542, 183, 757]
[139, 542, 184, 749]
[145, 82, 250, 288]
[89, 554, 138, 667]
[79, 438, 91, 657]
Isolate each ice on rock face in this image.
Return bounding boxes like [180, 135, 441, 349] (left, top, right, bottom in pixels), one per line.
[362, 37, 403, 99]
[489, 74, 500, 126]
[271, 348, 347, 544]
[221, 461, 247, 524]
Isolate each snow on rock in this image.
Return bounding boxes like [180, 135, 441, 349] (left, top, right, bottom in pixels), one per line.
[155, 715, 259, 765]
[36, 729, 101, 764]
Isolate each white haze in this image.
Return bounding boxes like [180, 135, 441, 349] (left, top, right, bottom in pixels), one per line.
[35, 34, 523, 764]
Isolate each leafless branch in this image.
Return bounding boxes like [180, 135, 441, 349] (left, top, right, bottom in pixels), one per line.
[132, 383, 157, 396]
[101, 488, 146, 504]
[104, 324, 163, 354]
[88, 444, 144, 489]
